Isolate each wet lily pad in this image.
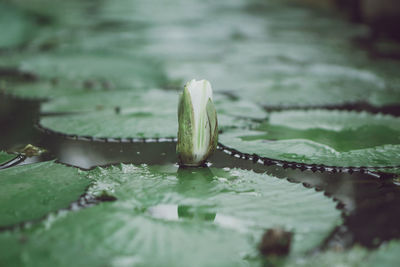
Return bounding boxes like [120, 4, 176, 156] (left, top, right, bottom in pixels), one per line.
[6, 0, 94, 27]
[39, 89, 265, 138]
[285, 240, 400, 267]
[220, 110, 400, 167]
[0, 2, 35, 49]
[285, 246, 368, 267]
[20, 52, 166, 89]
[149, 1, 400, 109]
[41, 109, 178, 138]
[169, 60, 395, 108]
[150, 1, 399, 108]
[0, 203, 253, 267]
[26, 51, 164, 85]
[40, 89, 174, 113]
[367, 241, 400, 267]
[0, 161, 89, 227]
[0, 164, 341, 266]
[87, 164, 341, 255]
[378, 168, 400, 177]
[0, 151, 15, 164]
[2, 50, 168, 99]
[235, 64, 390, 108]
[4, 79, 103, 99]
[39, 89, 179, 138]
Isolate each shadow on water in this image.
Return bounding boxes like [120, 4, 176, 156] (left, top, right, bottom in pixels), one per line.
[1, 93, 400, 250]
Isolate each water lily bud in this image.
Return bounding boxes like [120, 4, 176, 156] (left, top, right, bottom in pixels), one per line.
[177, 79, 218, 167]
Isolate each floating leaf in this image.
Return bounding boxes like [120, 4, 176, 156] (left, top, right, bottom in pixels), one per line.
[0, 204, 253, 267]
[367, 241, 400, 267]
[285, 247, 368, 267]
[0, 164, 340, 266]
[22, 52, 166, 88]
[220, 110, 400, 167]
[39, 90, 265, 138]
[0, 151, 15, 164]
[0, 161, 89, 227]
[6, 0, 95, 27]
[378, 168, 400, 177]
[2, 50, 167, 99]
[170, 61, 395, 108]
[39, 90, 179, 138]
[285, 240, 400, 267]
[0, 2, 36, 49]
[3, 79, 95, 99]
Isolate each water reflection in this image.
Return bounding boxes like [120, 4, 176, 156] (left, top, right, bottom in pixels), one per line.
[147, 204, 217, 222]
[176, 167, 216, 197]
[147, 202, 253, 233]
[148, 167, 218, 222]
[147, 204, 249, 233]
[148, 204, 179, 221]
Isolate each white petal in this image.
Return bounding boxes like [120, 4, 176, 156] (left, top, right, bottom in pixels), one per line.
[185, 79, 213, 163]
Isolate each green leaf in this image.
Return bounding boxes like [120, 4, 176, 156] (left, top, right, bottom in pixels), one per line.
[3, 51, 167, 99]
[41, 109, 178, 138]
[0, 204, 253, 267]
[284, 240, 400, 267]
[23, 52, 166, 88]
[6, 0, 97, 27]
[377, 167, 400, 177]
[283, 247, 368, 267]
[40, 89, 172, 113]
[40, 90, 179, 138]
[220, 110, 400, 167]
[0, 161, 89, 227]
[39, 90, 264, 138]
[172, 62, 395, 108]
[0, 151, 15, 164]
[0, 2, 36, 49]
[0, 164, 341, 266]
[367, 241, 400, 267]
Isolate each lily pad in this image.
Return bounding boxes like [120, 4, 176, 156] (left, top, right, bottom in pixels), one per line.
[0, 203, 253, 267]
[21, 52, 166, 88]
[152, 1, 400, 109]
[367, 241, 400, 267]
[169, 59, 395, 108]
[6, 0, 94, 27]
[154, 1, 399, 108]
[39, 89, 265, 138]
[86, 164, 341, 255]
[0, 2, 35, 49]
[3, 50, 168, 99]
[40, 89, 174, 113]
[220, 110, 400, 167]
[0, 164, 341, 266]
[285, 240, 400, 267]
[378, 168, 400, 177]
[4, 79, 104, 99]
[285, 246, 368, 267]
[238, 63, 393, 108]
[0, 161, 89, 227]
[0, 151, 15, 164]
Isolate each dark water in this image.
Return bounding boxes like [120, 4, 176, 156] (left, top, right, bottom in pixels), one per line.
[1, 93, 400, 250]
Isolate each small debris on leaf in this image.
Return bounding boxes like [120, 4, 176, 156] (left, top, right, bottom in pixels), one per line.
[95, 190, 117, 202]
[258, 228, 293, 257]
[20, 144, 47, 157]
